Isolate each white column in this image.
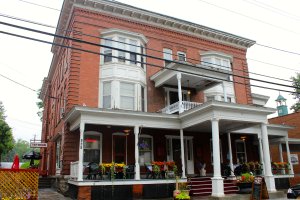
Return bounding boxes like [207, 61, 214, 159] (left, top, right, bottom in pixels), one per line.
[261, 123, 276, 192]
[77, 122, 85, 181]
[222, 82, 227, 102]
[180, 129, 186, 178]
[211, 118, 224, 197]
[177, 73, 184, 113]
[285, 137, 294, 175]
[134, 125, 140, 180]
[279, 143, 285, 174]
[227, 132, 234, 177]
[258, 135, 265, 175]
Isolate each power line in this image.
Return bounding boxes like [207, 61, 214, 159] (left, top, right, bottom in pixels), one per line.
[1, 20, 297, 91]
[0, 13, 296, 83]
[248, 58, 300, 73]
[17, 0, 60, 11]
[0, 72, 36, 92]
[197, 0, 300, 35]
[0, 29, 298, 95]
[255, 43, 300, 56]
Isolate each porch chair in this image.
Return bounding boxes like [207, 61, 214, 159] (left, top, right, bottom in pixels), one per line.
[86, 162, 102, 180]
[126, 165, 135, 179]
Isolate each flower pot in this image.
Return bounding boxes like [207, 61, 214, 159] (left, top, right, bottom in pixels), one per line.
[237, 182, 253, 194]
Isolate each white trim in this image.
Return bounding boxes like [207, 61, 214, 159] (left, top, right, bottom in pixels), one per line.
[177, 51, 187, 62]
[235, 139, 247, 164]
[83, 131, 103, 164]
[139, 134, 154, 165]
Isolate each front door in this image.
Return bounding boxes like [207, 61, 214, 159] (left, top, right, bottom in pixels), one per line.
[113, 135, 127, 163]
[167, 137, 194, 175]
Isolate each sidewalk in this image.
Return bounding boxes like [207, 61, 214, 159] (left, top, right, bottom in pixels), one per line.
[38, 188, 72, 200]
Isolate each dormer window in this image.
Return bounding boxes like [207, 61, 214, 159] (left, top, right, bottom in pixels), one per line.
[200, 51, 232, 71]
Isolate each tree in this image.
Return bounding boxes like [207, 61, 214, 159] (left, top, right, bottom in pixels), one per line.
[36, 89, 44, 122]
[3, 139, 31, 162]
[291, 73, 300, 112]
[0, 101, 14, 165]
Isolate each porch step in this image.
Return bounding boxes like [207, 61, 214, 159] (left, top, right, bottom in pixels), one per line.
[38, 177, 54, 189]
[188, 177, 238, 197]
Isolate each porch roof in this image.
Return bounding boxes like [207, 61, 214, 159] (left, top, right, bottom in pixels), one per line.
[150, 62, 230, 90]
[65, 101, 277, 134]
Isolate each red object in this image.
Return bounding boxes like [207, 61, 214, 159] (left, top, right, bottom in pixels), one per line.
[11, 155, 20, 169]
[85, 138, 97, 143]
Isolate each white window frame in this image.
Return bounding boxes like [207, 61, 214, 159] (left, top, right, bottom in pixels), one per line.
[120, 82, 135, 110]
[102, 81, 112, 109]
[164, 87, 190, 106]
[177, 51, 186, 62]
[83, 131, 103, 165]
[163, 48, 173, 66]
[138, 134, 154, 165]
[235, 139, 247, 164]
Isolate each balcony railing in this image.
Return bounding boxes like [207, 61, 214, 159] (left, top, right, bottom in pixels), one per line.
[70, 161, 79, 179]
[160, 101, 202, 114]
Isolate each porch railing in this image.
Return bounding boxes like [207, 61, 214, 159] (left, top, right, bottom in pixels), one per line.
[160, 101, 202, 114]
[70, 161, 79, 179]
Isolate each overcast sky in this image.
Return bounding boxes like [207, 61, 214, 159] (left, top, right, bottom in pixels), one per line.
[0, 0, 299, 142]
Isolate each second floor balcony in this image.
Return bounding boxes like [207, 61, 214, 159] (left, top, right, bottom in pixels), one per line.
[160, 101, 202, 114]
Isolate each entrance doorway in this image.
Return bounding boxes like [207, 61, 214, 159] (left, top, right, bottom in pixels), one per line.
[113, 135, 127, 163]
[166, 136, 194, 175]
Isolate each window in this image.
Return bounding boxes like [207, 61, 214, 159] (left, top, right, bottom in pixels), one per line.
[178, 52, 186, 61]
[56, 139, 61, 169]
[141, 86, 145, 112]
[103, 38, 113, 63]
[221, 96, 232, 102]
[235, 140, 246, 164]
[139, 135, 153, 165]
[120, 82, 135, 110]
[129, 39, 137, 64]
[140, 46, 145, 69]
[163, 48, 173, 66]
[118, 37, 126, 63]
[103, 82, 111, 108]
[84, 134, 101, 163]
[206, 96, 215, 102]
[201, 54, 231, 71]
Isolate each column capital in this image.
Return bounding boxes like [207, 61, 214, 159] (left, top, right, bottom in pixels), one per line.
[176, 72, 182, 80]
[211, 117, 219, 122]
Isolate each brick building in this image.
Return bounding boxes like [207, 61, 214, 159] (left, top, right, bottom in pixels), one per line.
[39, 0, 294, 199]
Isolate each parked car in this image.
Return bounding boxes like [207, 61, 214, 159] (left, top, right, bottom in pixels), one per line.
[287, 184, 300, 199]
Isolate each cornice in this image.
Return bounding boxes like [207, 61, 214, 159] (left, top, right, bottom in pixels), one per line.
[53, 0, 255, 53]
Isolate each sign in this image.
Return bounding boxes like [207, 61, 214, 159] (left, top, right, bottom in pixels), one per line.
[250, 176, 269, 200]
[291, 154, 299, 165]
[30, 142, 47, 148]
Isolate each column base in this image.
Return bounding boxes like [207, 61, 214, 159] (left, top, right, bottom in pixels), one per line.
[211, 177, 224, 197]
[264, 175, 276, 192]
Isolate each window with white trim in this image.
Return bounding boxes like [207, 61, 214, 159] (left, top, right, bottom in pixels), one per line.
[235, 140, 247, 164]
[177, 51, 186, 61]
[118, 37, 126, 63]
[56, 139, 61, 169]
[120, 82, 135, 110]
[104, 38, 113, 63]
[129, 39, 138, 64]
[138, 135, 153, 165]
[83, 133, 101, 163]
[201, 55, 231, 71]
[103, 82, 111, 108]
[163, 48, 173, 66]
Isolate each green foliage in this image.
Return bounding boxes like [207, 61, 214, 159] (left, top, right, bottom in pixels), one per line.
[175, 190, 190, 200]
[0, 102, 14, 163]
[20, 160, 40, 169]
[36, 89, 44, 121]
[2, 139, 31, 162]
[291, 73, 300, 112]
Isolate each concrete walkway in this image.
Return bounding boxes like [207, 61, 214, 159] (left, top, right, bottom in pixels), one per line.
[38, 188, 72, 200]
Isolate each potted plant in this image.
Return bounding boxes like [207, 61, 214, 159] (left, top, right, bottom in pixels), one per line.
[236, 172, 254, 194]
